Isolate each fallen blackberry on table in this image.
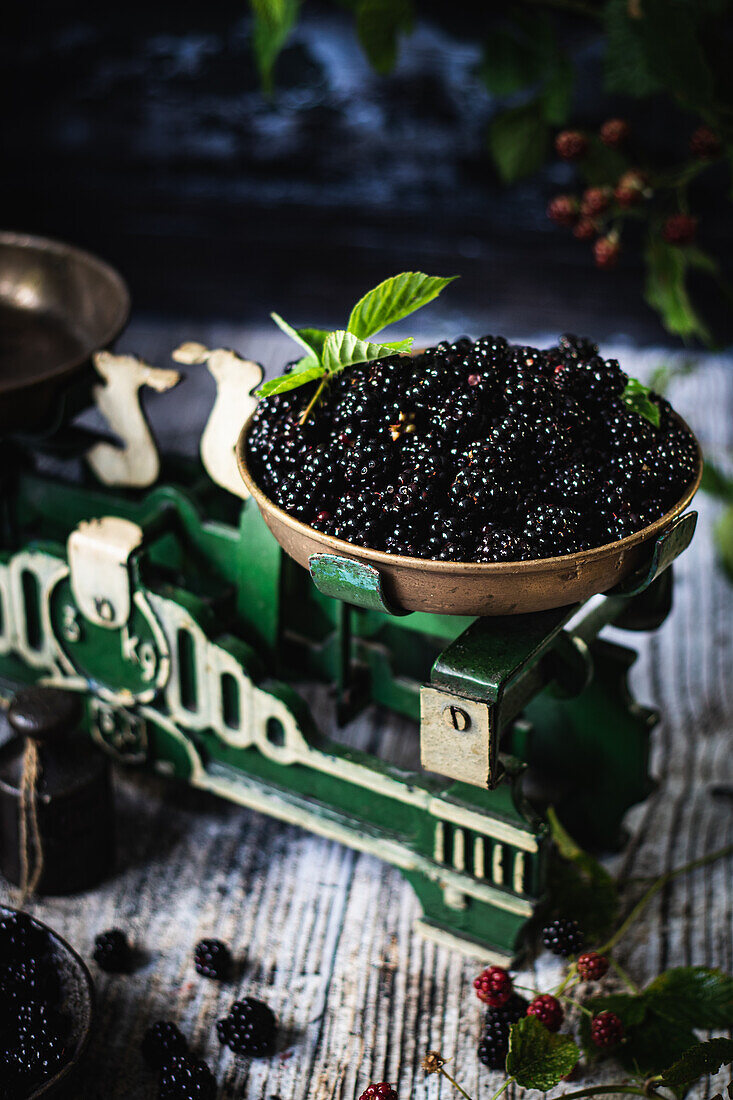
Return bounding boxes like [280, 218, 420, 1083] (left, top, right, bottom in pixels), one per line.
[542, 918, 585, 957]
[194, 938, 232, 981]
[248, 335, 697, 562]
[216, 996, 277, 1057]
[93, 928, 132, 973]
[158, 1053, 216, 1100]
[477, 995, 528, 1071]
[141, 1020, 188, 1069]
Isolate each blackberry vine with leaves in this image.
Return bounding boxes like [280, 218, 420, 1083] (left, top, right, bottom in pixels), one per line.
[248, 0, 733, 344]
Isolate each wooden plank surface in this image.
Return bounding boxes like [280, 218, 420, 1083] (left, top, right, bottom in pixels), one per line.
[2, 321, 732, 1099]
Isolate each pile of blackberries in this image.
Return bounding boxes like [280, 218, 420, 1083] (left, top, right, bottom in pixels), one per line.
[248, 334, 698, 562]
[0, 912, 70, 1098]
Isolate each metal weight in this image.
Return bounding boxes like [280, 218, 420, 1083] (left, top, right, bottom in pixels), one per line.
[0, 686, 115, 895]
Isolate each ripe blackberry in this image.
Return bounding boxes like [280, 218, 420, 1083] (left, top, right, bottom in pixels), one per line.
[663, 214, 697, 246]
[600, 118, 629, 147]
[555, 130, 588, 160]
[359, 1085, 398, 1100]
[217, 997, 277, 1057]
[194, 939, 232, 981]
[523, 505, 580, 556]
[478, 1020, 509, 1070]
[141, 1020, 188, 1069]
[93, 928, 132, 973]
[580, 187, 611, 217]
[543, 918, 585, 957]
[0, 956, 60, 1004]
[547, 195, 578, 227]
[594, 235, 620, 269]
[689, 125, 721, 159]
[590, 1011, 624, 1049]
[158, 1054, 216, 1099]
[527, 994, 564, 1032]
[0, 913, 49, 962]
[6, 1031, 67, 1089]
[473, 965, 513, 1008]
[577, 952, 609, 982]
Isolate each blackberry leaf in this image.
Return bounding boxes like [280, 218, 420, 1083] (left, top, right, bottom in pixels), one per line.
[271, 312, 329, 358]
[257, 365, 326, 398]
[506, 1016, 579, 1091]
[622, 378, 661, 428]
[346, 272, 456, 341]
[321, 330, 412, 375]
[645, 967, 733, 1030]
[355, 0, 414, 75]
[660, 1038, 733, 1090]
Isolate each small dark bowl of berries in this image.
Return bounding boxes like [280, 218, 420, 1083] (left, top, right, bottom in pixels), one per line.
[0, 906, 94, 1098]
[239, 334, 701, 616]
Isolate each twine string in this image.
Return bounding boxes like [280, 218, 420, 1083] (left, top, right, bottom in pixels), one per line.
[18, 739, 43, 901]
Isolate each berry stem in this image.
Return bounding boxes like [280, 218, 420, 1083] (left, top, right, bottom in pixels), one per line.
[550, 1087, 665, 1099]
[489, 1076, 514, 1100]
[609, 957, 640, 994]
[600, 843, 733, 954]
[437, 1066, 475, 1099]
[557, 994, 593, 1017]
[299, 377, 328, 425]
[554, 962, 578, 996]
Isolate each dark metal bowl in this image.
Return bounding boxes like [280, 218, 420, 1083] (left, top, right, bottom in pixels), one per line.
[0, 231, 129, 433]
[237, 413, 702, 616]
[0, 905, 95, 1098]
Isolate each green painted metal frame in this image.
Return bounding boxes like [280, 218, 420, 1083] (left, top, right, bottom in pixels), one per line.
[0, 453, 697, 960]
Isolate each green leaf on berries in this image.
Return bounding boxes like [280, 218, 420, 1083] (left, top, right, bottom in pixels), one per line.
[488, 98, 550, 184]
[546, 807, 619, 942]
[256, 364, 327, 398]
[645, 237, 711, 344]
[321, 330, 411, 374]
[646, 967, 733, 1030]
[355, 0, 414, 74]
[270, 313, 329, 358]
[250, 0, 300, 93]
[622, 378, 661, 428]
[347, 272, 456, 341]
[661, 1038, 733, 1089]
[587, 992, 648, 1030]
[506, 1015, 579, 1091]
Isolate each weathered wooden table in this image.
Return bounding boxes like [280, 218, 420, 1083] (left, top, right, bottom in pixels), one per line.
[2, 322, 731, 1099]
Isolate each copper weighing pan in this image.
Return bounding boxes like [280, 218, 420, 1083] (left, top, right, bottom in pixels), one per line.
[237, 414, 702, 616]
[0, 231, 129, 433]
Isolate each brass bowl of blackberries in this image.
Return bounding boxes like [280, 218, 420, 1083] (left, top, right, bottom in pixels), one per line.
[0, 907, 95, 1098]
[238, 331, 702, 617]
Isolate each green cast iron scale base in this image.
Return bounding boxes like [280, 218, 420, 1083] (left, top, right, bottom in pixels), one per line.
[0, 349, 697, 965]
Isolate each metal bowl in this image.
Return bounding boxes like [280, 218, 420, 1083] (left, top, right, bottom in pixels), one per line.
[0, 231, 129, 433]
[0, 905, 95, 1097]
[237, 414, 702, 616]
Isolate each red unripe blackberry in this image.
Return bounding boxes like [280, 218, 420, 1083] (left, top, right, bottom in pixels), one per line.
[600, 118, 629, 147]
[581, 187, 611, 217]
[573, 218, 597, 241]
[359, 1085, 398, 1100]
[614, 170, 646, 208]
[555, 130, 588, 160]
[663, 214, 697, 246]
[547, 195, 578, 227]
[594, 235, 620, 269]
[590, 1010, 624, 1048]
[577, 952, 609, 981]
[473, 965, 513, 1007]
[689, 125, 721, 159]
[527, 994, 564, 1032]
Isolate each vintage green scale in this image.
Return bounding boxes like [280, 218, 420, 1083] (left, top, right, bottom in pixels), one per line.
[0, 236, 700, 964]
